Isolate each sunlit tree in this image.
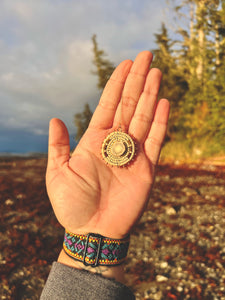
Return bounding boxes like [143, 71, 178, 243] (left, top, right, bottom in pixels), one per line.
[91, 34, 115, 91]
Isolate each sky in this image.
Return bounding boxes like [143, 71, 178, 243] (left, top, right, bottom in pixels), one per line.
[0, 0, 169, 154]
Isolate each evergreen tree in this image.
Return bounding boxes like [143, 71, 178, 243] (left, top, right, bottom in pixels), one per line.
[91, 34, 115, 91]
[152, 23, 188, 139]
[73, 35, 114, 142]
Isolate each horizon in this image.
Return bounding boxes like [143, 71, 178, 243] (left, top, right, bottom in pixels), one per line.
[0, 130, 77, 154]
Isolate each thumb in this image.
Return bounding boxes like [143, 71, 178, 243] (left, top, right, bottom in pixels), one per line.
[47, 118, 70, 170]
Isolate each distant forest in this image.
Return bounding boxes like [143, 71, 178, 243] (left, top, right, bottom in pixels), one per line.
[75, 0, 225, 160]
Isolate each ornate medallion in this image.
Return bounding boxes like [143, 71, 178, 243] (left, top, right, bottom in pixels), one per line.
[101, 130, 136, 167]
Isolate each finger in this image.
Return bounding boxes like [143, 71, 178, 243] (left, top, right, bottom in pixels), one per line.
[113, 51, 153, 129]
[47, 118, 70, 170]
[144, 99, 170, 165]
[129, 68, 162, 143]
[89, 59, 133, 130]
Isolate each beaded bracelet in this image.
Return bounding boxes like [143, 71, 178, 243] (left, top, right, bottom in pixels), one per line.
[63, 230, 130, 267]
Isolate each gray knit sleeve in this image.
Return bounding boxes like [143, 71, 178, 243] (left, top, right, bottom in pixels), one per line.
[40, 262, 135, 300]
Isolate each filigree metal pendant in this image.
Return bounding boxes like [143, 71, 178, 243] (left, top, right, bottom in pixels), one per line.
[101, 130, 136, 167]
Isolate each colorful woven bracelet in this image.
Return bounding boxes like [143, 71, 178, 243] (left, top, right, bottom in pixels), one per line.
[63, 229, 130, 267]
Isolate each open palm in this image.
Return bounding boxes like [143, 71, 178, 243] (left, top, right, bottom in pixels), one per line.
[46, 51, 170, 239]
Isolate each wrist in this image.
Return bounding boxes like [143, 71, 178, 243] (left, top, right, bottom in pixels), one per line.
[58, 249, 126, 284]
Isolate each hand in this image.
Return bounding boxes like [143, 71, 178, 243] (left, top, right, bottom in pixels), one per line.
[46, 51, 170, 239]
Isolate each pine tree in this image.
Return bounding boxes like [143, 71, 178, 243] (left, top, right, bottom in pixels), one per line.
[91, 34, 115, 91]
[73, 35, 114, 142]
[152, 23, 188, 139]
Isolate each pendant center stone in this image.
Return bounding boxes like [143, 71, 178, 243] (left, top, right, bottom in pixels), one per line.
[111, 141, 126, 157]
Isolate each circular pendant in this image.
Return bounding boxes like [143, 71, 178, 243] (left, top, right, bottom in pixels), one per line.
[101, 130, 136, 167]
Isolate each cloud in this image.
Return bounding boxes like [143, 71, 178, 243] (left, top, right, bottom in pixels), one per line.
[0, 0, 166, 152]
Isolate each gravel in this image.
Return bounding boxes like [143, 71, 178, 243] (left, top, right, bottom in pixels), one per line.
[125, 163, 225, 299]
[0, 158, 225, 299]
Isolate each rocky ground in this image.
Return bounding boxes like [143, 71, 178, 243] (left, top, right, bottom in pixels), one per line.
[0, 157, 225, 299]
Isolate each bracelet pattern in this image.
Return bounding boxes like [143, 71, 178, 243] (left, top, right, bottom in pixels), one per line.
[63, 230, 130, 267]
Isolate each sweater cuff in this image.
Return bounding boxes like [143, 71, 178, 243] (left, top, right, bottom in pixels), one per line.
[40, 262, 135, 300]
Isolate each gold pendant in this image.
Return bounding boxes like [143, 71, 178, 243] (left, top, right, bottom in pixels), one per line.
[101, 129, 136, 167]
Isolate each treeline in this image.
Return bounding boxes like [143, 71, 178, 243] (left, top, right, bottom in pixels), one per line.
[75, 0, 225, 158]
[153, 0, 225, 158]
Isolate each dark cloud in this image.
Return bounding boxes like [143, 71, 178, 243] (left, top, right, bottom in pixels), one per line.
[0, 0, 166, 153]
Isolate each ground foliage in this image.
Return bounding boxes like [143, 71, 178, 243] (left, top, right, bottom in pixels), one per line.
[0, 157, 225, 299]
